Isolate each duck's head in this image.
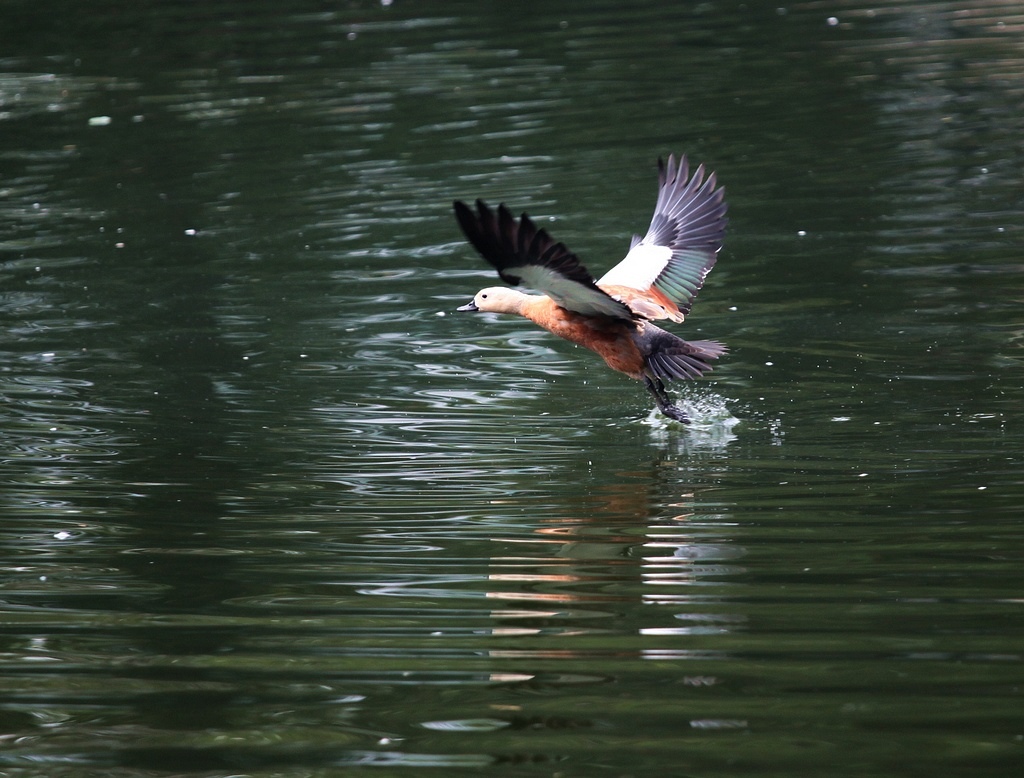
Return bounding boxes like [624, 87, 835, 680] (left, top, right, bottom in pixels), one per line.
[456, 286, 527, 315]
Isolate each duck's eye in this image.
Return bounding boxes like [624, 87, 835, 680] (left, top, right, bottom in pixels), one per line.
[480, 293, 488, 299]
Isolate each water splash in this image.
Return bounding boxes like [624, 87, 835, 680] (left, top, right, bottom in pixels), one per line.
[640, 392, 739, 451]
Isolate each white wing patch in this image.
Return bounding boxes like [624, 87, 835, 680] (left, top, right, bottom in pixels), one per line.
[598, 243, 672, 290]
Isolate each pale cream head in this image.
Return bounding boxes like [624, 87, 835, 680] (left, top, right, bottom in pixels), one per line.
[464, 286, 530, 314]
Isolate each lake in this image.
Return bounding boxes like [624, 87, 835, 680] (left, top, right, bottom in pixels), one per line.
[1, 1, 1022, 776]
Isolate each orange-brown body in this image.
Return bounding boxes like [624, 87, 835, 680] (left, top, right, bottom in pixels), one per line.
[521, 295, 646, 379]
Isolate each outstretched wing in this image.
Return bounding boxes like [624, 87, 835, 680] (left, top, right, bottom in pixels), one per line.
[453, 199, 636, 321]
[598, 154, 727, 319]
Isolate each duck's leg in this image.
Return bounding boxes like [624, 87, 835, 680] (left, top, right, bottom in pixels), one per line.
[643, 376, 690, 423]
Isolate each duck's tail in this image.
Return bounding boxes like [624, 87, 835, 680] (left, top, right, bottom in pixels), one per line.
[637, 324, 726, 382]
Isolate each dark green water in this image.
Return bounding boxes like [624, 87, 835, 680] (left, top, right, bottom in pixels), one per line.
[1, 1, 1022, 776]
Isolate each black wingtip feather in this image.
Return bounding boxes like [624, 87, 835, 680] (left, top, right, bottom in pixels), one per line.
[453, 199, 598, 289]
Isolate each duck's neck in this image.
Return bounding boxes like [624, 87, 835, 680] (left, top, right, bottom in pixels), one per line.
[517, 292, 556, 318]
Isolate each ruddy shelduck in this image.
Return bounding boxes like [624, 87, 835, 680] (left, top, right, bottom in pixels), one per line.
[454, 154, 727, 423]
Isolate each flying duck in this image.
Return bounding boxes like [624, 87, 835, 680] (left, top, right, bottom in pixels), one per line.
[454, 154, 727, 423]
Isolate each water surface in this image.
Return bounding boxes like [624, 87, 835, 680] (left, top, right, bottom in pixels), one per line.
[1, 1, 1022, 776]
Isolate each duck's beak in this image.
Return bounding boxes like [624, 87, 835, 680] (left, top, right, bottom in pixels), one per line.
[456, 300, 479, 312]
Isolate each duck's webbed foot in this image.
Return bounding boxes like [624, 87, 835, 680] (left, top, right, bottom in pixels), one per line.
[643, 376, 690, 424]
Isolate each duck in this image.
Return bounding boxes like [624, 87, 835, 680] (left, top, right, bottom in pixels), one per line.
[453, 154, 727, 423]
